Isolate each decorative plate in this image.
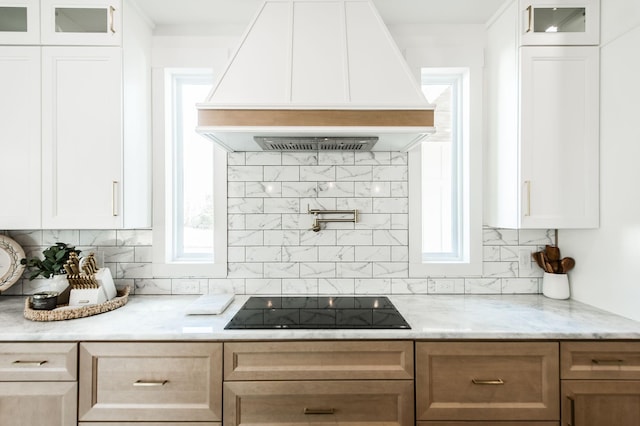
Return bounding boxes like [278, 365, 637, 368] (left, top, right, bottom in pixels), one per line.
[0, 235, 26, 293]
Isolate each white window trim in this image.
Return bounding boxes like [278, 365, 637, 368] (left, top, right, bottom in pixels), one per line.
[408, 62, 483, 278]
[151, 68, 227, 278]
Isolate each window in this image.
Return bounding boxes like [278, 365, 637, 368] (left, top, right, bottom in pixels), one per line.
[153, 69, 227, 277]
[409, 67, 482, 277]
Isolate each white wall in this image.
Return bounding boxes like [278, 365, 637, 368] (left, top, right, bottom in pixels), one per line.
[561, 1, 640, 321]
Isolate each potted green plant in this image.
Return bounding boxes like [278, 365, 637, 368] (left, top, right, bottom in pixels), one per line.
[21, 242, 81, 280]
[21, 243, 81, 305]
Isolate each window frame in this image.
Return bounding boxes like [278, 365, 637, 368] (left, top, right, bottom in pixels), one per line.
[408, 66, 482, 278]
[152, 67, 227, 278]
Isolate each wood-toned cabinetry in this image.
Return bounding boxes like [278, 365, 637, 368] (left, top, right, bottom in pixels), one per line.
[485, 0, 599, 229]
[0, 342, 78, 426]
[223, 340, 415, 425]
[416, 341, 559, 424]
[561, 341, 640, 426]
[78, 342, 222, 424]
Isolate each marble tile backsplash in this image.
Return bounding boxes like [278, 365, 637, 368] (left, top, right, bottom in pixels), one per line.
[2, 152, 552, 296]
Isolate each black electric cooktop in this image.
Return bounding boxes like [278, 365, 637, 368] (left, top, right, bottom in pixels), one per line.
[225, 296, 411, 329]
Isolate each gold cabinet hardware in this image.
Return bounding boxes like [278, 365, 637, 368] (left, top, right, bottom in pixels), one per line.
[526, 5, 533, 33]
[112, 181, 119, 216]
[109, 6, 116, 33]
[471, 378, 505, 385]
[592, 359, 624, 365]
[12, 360, 47, 366]
[524, 180, 531, 216]
[133, 380, 169, 387]
[568, 396, 575, 426]
[304, 407, 335, 415]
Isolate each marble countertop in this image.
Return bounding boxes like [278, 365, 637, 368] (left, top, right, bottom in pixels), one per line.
[1, 294, 639, 341]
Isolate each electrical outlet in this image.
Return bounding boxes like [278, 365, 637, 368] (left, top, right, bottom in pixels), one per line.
[519, 249, 532, 271]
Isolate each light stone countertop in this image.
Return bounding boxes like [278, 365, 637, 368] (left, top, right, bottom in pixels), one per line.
[1, 294, 639, 341]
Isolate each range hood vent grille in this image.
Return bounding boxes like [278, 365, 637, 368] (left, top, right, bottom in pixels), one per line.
[254, 136, 378, 151]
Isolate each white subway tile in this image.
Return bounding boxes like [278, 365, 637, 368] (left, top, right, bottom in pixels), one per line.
[134, 246, 153, 263]
[246, 152, 282, 165]
[103, 246, 134, 263]
[246, 247, 282, 262]
[282, 182, 317, 197]
[318, 152, 354, 165]
[354, 152, 391, 165]
[227, 247, 245, 262]
[245, 182, 283, 197]
[355, 278, 391, 294]
[228, 198, 263, 214]
[135, 278, 172, 295]
[264, 230, 300, 246]
[318, 278, 354, 294]
[263, 166, 299, 182]
[500, 246, 519, 261]
[355, 214, 391, 230]
[336, 165, 372, 181]
[373, 198, 408, 214]
[502, 278, 540, 294]
[245, 279, 281, 294]
[373, 262, 408, 278]
[354, 181, 391, 197]
[209, 278, 245, 294]
[118, 263, 152, 279]
[373, 230, 408, 246]
[318, 246, 355, 262]
[228, 214, 246, 230]
[172, 278, 207, 295]
[283, 279, 318, 294]
[281, 214, 310, 230]
[355, 246, 390, 262]
[336, 262, 372, 278]
[43, 230, 80, 246]
[80, 230, 117, 246]
[301, 198, 337, 211]
[228, 165, 263, 181]
[392, 278, 429, 294]
[283, 152, 317, 165]
[117, 230, 152, 246]
[245, 214, 282, 230]
[264, 262, 299, 278]
[390, 182, 408, 197]
[6, 230, 42, 247]
[391, 152, 408, 165]
[282, 246, 318, 262]
[391, 214, 409, 230]
[227, 182, 245, 197]
[428, 279, 465, 294]
[317, 182, 355, 197]
[300, 165, 336, 181]
[483, 246, 501, 261]
[228, 230, 263, 246]
[264, 198, 299, 214]
[391, 246, 409, 262]
[372, 165, 407, 181]
[299, 230, 337, 246]
[228, 263, 264, 278]
[465, 278, 502, 294]
[336, 198, 372, 213]
[483, 261, 518, 278]
[300, 262, 336, 278]
[483, 228, 519, 245]
[336, 230, 373, 246]
[519, 229, 554, 245]
[227, 152, 245, 165]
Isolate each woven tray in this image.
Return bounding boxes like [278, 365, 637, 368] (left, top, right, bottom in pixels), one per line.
[24, 287, 130, 322]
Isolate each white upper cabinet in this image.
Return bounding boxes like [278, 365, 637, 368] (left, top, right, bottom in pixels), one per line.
[40, 0, 121, 46]
[0, 0, 40, 44]
[519, 0, 600, 45]
[41, 46, 123, 229]
[485, 0, 599, 229]
[0, 46, 41, 229]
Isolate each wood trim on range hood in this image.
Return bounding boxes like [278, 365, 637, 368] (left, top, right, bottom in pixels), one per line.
[196, 0, 436, 151]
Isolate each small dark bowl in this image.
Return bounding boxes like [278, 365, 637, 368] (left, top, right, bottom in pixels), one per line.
[31, 292, 59, 310]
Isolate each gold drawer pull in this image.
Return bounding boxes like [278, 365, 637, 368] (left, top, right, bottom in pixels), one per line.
[133, 380, 169, 387]
[304, 408, 335, 415]
[472, 378, 505, 385]
[13, 360, 47, 366]
[592, 359, 624, 365]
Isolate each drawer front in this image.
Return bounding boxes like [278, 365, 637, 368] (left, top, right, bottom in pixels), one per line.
[81, 424, 220, 426]
[224, 380, 414, 425]
[419, 423, 559, 426]
[0, 342, 77, 381]
[562, 380, 640, 426]
[416, 342, 559, 421]
[561, 341, 640, 379]
[224, 340, 413, 380]
[0, 382, 77, 426]
[78, 342, 222, 422]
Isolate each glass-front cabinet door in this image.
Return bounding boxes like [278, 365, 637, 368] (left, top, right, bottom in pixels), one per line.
[40, 0, 121, 46]
[0, 0, 39, 44]
[519, 0, 599, 45]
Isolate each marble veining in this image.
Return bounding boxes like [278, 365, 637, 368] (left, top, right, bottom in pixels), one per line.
[3, 294, 640, 341]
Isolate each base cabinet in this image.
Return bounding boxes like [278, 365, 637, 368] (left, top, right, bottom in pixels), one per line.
[0, 382, 77, 426]
[420, 423, 559, 426]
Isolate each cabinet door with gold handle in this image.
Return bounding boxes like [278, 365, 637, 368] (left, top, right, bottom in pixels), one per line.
[562, 380, 640, 426]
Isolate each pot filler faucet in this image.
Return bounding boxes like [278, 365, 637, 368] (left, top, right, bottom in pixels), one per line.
[307, 205, 358, 232]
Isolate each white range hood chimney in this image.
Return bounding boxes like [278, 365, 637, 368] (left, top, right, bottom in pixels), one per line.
[197, 0, 435, 151]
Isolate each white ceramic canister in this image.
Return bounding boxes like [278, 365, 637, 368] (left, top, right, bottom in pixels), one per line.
[542, 272, 570, 299]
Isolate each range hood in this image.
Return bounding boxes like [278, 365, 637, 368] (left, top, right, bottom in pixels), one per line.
[196, 0, 435, 151]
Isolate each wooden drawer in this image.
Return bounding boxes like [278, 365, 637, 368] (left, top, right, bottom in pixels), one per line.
[224, 380, 414, 425]
[81, 424, 220, 426]
[0, 342, 77, 381]
[224, 340, 413, 380]
[419, 423, 559, 426]
[0, 382, 77, 426]
[416, 342, 559, 421]
[562, 380, 640, 426]
[78, 342, 222, 422]
[561, 341, 640, 379]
